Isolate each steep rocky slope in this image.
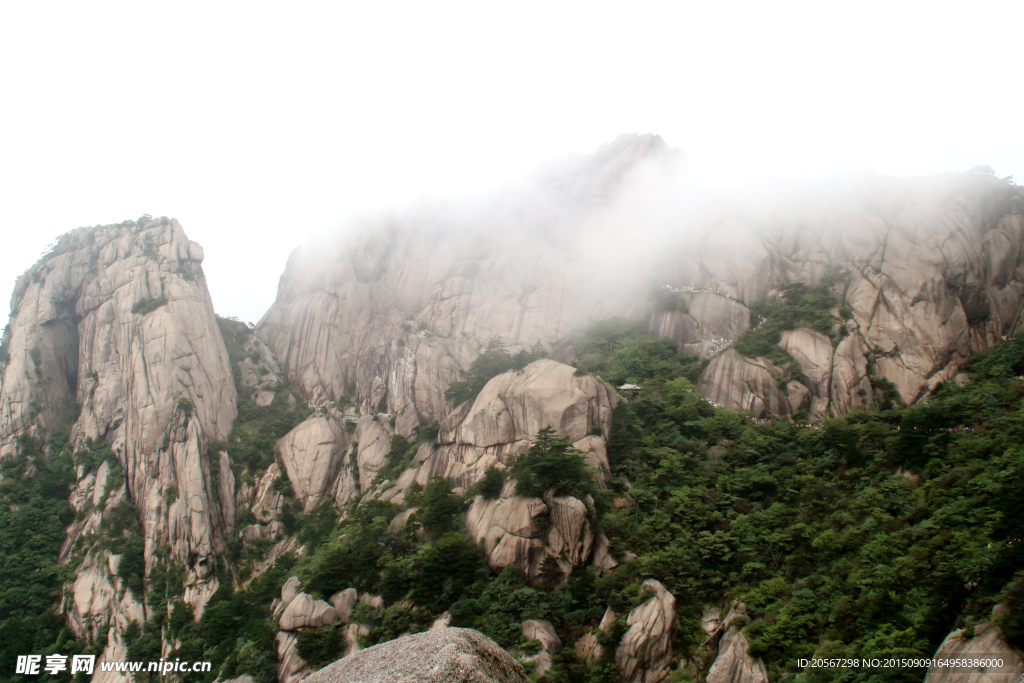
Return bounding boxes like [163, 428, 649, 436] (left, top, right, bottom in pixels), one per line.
[303, 628, 530, 683]
[0, 217, 237, 672]
[681, 173, 1024, 416]
[2, 137, 1024, 683]
[256, 134, 673, 422]
[260, 141, 1024, 422]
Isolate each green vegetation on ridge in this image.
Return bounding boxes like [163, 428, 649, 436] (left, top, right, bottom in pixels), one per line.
[732, 270, 850, 366]
[597, 323, 1024, 681]
[444, 339, 549, 407]
[0, 408, 91, 683]
[3, 309, 1024, 683]
[263, 321, 1024, 682]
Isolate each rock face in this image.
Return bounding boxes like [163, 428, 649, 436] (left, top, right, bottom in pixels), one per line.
[575, 633, 601, 663]
[649, 291, 751, 358]
[697, 350, 791, 419]
[925, 622, 1024, 683]
[257, 135, 671, 422]
[0, 218, 237, 663]
[7, 142, 1024, 683]
[67, 551, 146, 679]
[465, 488, 549, 576]
[451, 359, 615, 446]
[546, 494, 594, 567]
[829, 334, 874, 415]
[521, 619, 562, 654]
[701, 603, 768, 683]
[276, 631, 307, 683]
[277, 415, 350, 511]
[461, 490, 598, 579]
[282, 577, 302, 605]
[259, 139, 1024, 426]
[706, 628, 768, 683]
[302, 628, 530, 683]
[696, 175, 1024, 415]
[425, 360, 615, 576]
[615, 579, 676, 682]
[329, 588, 359, 623]
[387, 359, 615, 502]
[1, 218, 235, 451]
[343, 624, 369, 658]
[779, 329, 833, 421]
[279, 593, 340, 631]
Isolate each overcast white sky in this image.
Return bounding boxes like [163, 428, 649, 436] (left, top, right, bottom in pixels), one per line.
[1, 1, 1022, 325]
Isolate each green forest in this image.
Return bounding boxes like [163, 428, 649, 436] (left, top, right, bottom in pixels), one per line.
[1, 307, 1023, 682]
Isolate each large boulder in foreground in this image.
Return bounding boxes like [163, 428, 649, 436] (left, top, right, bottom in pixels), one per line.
[303, 628, 529, 683]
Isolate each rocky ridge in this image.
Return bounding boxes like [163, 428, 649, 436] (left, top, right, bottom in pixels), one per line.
[259, 149, 1024, 422]
[3, 139, 1024, 682]
[256, 135, 672, 422]
[303, 628, 530, 683]
[0, 217, 237, 669]
[925, 620, 1024, 683]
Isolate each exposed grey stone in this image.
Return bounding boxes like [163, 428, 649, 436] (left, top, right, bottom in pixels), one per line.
[253, 390, 276, 407]
[697, 350, 790, 419]
[615, 580, 675, 682]
[276, 630, 307, 683]
[329, 588, 359, 624]
[277, 415, 348, 512]
[282, 577, 302, 606]
[925, 622, 1024, 683]
[706, 627, 768, 683]
[303, 628, 530, 683]
[521, 619, 562, 654]
[279, 593, 339, 631]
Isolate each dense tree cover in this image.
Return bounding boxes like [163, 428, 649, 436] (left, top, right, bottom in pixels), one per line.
[5, 307, 1024, 683]
[508, 427, 598, 500]
[0, 436, 82, 682]
[0, 401, 99, 683]
[573, 319, 706, 387]
[595, 325, 1024, 682]
[444, 339, 549, 407]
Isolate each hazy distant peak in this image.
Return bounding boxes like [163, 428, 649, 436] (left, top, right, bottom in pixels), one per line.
[549, 132, 679, 205]
[595, 132, 671, 162]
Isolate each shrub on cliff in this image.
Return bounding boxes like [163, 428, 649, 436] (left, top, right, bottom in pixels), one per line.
[444, 339, 547, 407]
[507, 427, 596, 500]
[131, 296, 168, 315]
[733, 270, 849, 364]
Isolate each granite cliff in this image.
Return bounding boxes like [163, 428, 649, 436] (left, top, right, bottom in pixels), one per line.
[0, 217, 236, 675]
[1, 137, 1023, 682]
[259, 138, 1024, 426]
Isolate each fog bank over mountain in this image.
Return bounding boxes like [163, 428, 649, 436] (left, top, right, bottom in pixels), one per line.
[259, 133, 1023, 422]
[4, 3, 1024, 329]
